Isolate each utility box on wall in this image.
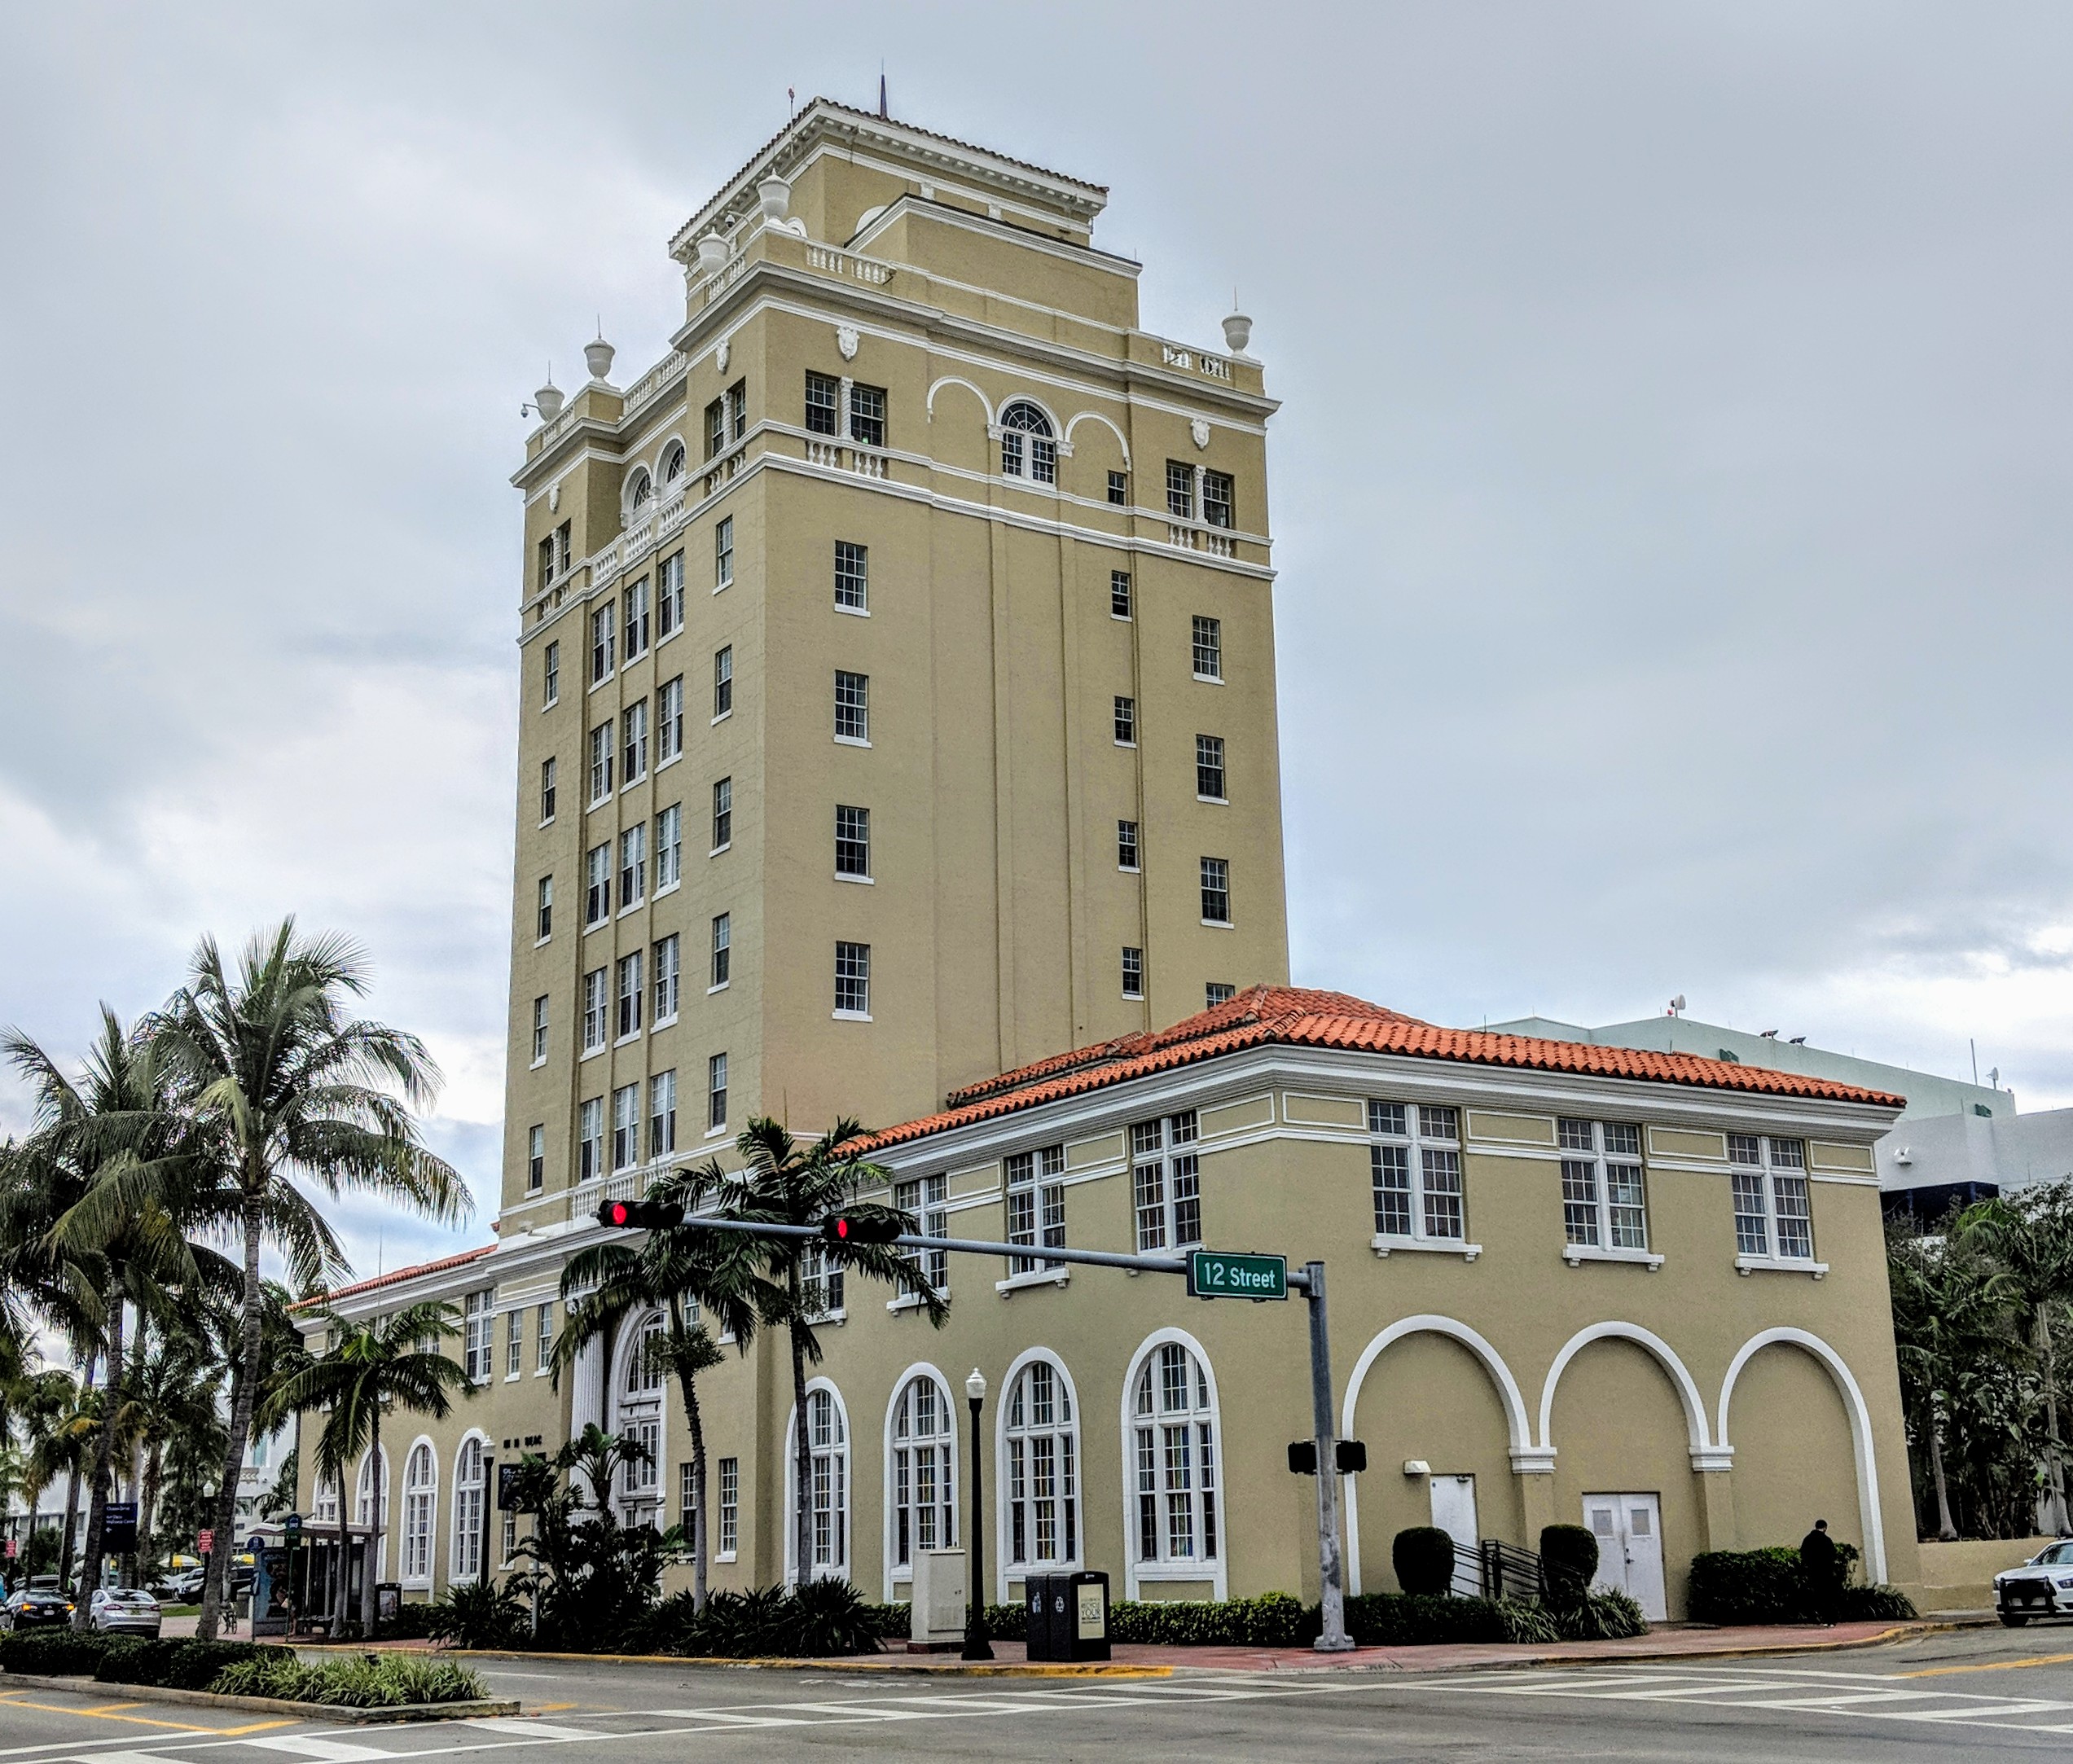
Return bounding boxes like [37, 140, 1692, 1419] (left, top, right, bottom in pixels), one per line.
[911, 1548, 968, 1650]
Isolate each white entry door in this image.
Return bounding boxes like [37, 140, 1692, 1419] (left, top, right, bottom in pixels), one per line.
[1430, 1474, 1480, 1596]
[1582, 1492, 1666, 1621]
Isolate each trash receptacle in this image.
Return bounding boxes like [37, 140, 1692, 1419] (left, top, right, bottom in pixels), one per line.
[1023, 1573, 1058, 1661]
[1062, 1569, 1110, 1662]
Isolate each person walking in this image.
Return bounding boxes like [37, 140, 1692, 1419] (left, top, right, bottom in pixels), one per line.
[1799, 1518, 1842, 1626]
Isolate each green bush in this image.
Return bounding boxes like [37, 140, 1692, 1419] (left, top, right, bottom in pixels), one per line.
[1839, 1583, 1917, 1621]
[636, 1582, 885, 1658]
[377, 1599, 441, 1640]
[0, 1628, 111, 1677]
[91, 1638, 288, 1690]
[1539, 1525, 1600, 1608]
[209, 1652, 487, 1707]
[424, 1578, 532, 1649]
[1552, 1590, 1649, 1640]
[1689, 1547, 1916, 1625]
[1391, 1528, 1459, 1598]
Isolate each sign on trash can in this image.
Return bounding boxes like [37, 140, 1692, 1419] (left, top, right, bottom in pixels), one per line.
[1024, 1570, 1109, 1661]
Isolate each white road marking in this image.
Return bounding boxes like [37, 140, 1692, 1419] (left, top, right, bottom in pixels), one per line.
[240, 1743, 393, 1762]
[458, 1726, 591, 1741]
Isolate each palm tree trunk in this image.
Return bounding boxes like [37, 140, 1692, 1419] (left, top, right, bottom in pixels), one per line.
[336, 1462, 352, 1635]
[1928, 1411, 1959, 1541]
[789, 1268, 811, 1589]
[680, 1371, 708, 1613]
[360, 1408, 380, 1637]
[140, 1443, 165, 1567]
[56, 1465, 81, 1591]
[74, 1288, 126, 1627]
[200, 1193, 265, 1641]
[2039, 1314, 2071, 1535]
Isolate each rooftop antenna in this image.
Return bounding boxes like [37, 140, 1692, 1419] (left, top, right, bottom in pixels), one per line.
[879, 66, 889, 119]
[1971, 1038, 1979, 1086]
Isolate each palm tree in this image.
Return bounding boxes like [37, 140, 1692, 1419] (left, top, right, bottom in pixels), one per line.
[9, 1370, 76, 1573]
[147, 920, 470, 1640]
[125, 1323, 230, 1569]
[258, 1300, 473, 1637]
[30, 1376, 98, 1589]
[554, 1422, 651, 1516]
[714, 1118, 945, 1586]
[556, 1162, 766, 1612]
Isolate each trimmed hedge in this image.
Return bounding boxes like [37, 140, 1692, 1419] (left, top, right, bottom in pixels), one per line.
[1688, 1547, 1918, 1626]
[0, 1630, 292, 1688]
[1539, 1525, 1600, 1608]
[0, 1628, 108, 1678]
[211, 1652, 487, 1707]
[1392, 1528, 1458, 1599]
[636, 1581, 885, 1658]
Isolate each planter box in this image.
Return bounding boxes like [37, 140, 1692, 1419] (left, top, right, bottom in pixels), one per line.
[0, 1670, 518, 1725]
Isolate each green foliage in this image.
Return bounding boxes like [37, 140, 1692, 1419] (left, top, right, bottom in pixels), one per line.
[1551, 1590, 1649, 1640]
[1839, 1583, 1920, 1621]
[376, 1597, 441, 1640]
[0, 1627, 110, 1676]
[90, 1637, 291, 1689]
[1689, 1547, 1918, 1625]
[1346, 1592, 1505, 1646]
[1539, 1525, 1601, 1608]
[1391, 1527, 1459, 1598]
[637, 1580, 885, 1657]
[424, 1578, 531, 1649]
[1492, 1599, 1562, 1644]
[209, 1652, 487, 1706]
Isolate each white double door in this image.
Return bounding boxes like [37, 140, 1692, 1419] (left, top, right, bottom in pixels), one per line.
[1582, 1492, 1666, 1621]
[1430, 1473, 1482, 1596]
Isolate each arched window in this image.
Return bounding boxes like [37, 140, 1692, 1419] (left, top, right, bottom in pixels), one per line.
[999, 402, 1056, 485]
[354, 1447, 388, 1530]
[661, 441, 687, 485]
[889, 1373, 955, 1577]
[626, 1314, 665, 1396]
[312, 1477, 339, 1525]
[1131, 1342, 1219, 1568]
[452, 1436, 487, 1582]
[614, 1314, 666, 1522]
[402, 1442, 437, 1582]
[627, 467, 653, 519]
[1004, 1357, 1078, 1573]
[786, 1385, 849, 1578]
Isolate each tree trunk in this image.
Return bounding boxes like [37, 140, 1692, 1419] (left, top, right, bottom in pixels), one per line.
[361, 1407, 380, 1637]
[2040, 1314, 2071, 1536]
[789, 1267, 811, 1589]
[672, 1308, 709, 1614]
[73, 1286, 126, 1627]
[140, 1442, 165, 1568]
[336, 1459, 351, 1635]
[55, 1351, 96, 1594]
[199, 1192, 265, 1642]
[1928, 1411, 1959, 1541]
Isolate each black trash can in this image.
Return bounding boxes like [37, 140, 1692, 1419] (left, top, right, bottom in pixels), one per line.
[1024, 1573, 1058, 1661]
[1061, 1570, 1110, 1662]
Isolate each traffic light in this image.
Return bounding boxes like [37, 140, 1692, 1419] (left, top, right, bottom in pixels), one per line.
[820, 1212, 904, 1245]
[594, 1197, 686, 1231]
[1287, 1441, 1317, 1476]
[1287, 1439, 1368, 1476]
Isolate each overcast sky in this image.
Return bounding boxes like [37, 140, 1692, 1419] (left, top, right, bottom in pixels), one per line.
[4, 2, 2070, 1283]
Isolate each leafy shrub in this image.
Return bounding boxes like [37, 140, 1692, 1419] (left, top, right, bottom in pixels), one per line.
[0, 1628, 111, 1677]
[1689, 1547, 1915, 1625]
[636, 1582, 884, 1658]
[91, 1638, 288, 1690]
[209, 1652, 486, 1706]
[1392, 1528, 1459, 1598]
[862, 1602, 915, 1640]
[985, 1601, 1026, 1642]
[425, 1578, 532, 1649]
[1492, 1599, 1561, 1644]
[377, 1599, 440, 1640]
[1552, 1590, 1648, 1640]
[1539, 1525, 1600, 1608]
[1839, 1583, 1917, 1621]
[1345, 1591, 1504, 1645]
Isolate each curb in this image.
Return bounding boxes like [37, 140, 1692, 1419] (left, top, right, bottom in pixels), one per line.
[1342, 1619, 1994, 1678]
[0, 1673, 519, 1724]
[443, 1646, 1168, 1679]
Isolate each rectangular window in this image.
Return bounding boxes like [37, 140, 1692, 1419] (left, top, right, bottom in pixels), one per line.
[806, 371, 840, 436]
[526, 1124, 544, 1193]
[655, 804, 682, 890]
[1122, 946, 1144, 998]
[1728, 1134, 1815, 1260]
[539, 757, 556, 824]
[657, 551, 683, 638]
[537, 1302, 553, 1371]
[1202, 470, 1234, 529]
[850, 382, 887, 448]
[679, 1461, 696, 1536]
[648, 1069, 677, 1160]
[582, 968, 608, 1052]
[542, 640, 560, 706]
[718, 1457, 739, 1556]
[612, 1082, 639, 1169]
[584, 843, 611, 924]
[578, 1097, 603, 1182]
[1108, 470, 1128, 507]
[616, 950, 643, 1039]
[588, 722, 613, 804]
[1006, 1145, 1066, 1275]
[710, 913, 731, 987]
[802, 1240, 844, 1316]
[538, 533, 556, 593]
[1196, 735, 1226, 801]
[531, 996, 548, 1064]
[619, 823, 646, 908]
[834, 669, 869, 742]
[1206, 983, 1235, 1007]
[897, 1174, 948, 1291]
[507, 1308, 523, 1378]
[1166, 460, 1195, 520]
[1368, 1101, 1465, 1243]
[1118, 819, 1140, 870]
[1131, 1113, 1201, 1252]
[835, 805, 870, 878]
[1200, 856, 1231, 924]
[463, 1289, 494, 1384]
[591, 603, 615, 683]
[705, 397, 725, 459]
[707, 1053, 727, 1130]
[1110, 570, 1132, 618]
[712, 777, 731, 850]
[623, 577, 650, 660]
[727, 380, 746, 441]
[536, 875, 553, 941]
[835, 941, 871, 1016]
[652, 933, 680, 1023]
[621, 700, 648, 784]
[657, 677, 683, 762]
[834, 541, 868, 612]
[1192, 616, 1223, 680]
[713, 646, 733, 719]
[714, 516, 733, 588]
[1558, 1118, 1649, 1253]
[1113, 696, 1136, 745]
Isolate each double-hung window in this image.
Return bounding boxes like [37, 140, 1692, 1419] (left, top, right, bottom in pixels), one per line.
[1196, 735, 1226, 801]
[715, 516, 733, 589]
[896, 1175, 948, 1292]
[1202, 470, 1234, 529]
[581, 967, 608, 1053]
[537, 1303, 553, 1371]
[587, 723, 613, 803]
[652, 933, 680, 1023]
[591, 603, 615, 683]
[578, 1097, 604, 1182]
[834, 542, 867, 612]
[1131, 1112, 1201, 1252]
[584, 844, 611, 925]
[1368, 1101, 1467, 1247]
[834, 941, 870, 1017]
[658, 551, 683, 638]
[727, 380, 746, 442]
[710, 913, 731, 987]
[1006, 1145, 1065, 1275]
[536, 875, 553, 941]
[849, 383, 886, 446]
[713, 647, 732, 719]
[718, 1458, 739, 1556]
[655, 804, 682, 889]
[835, 805, 870, 878]
[1113, 696, 1136, 745]
[1108, 470, 1128, 507]
[707, 1053, 727, 1130]
[463, 1289, 494, 1383]
[1729, 1135, 1816, 1263]
[1559, 1119, 1651, 1258]
[1111, 571, 1132, 618]
[1118, 820, 1140, 870]
[1199, 856, 1231, 924]
[623, 578, 650, 659]
[834, 670, 869, 742]
[1166, 461, 1195, 520]
[657, 677, 683, 762]
[1121, 946, 1144, 998]
[615, 951, 643, 1040]
[705, 397, 726, 459]
[539, 757, 556, 823]
[542, 641, 560, 705]
[621, 700, 648, 784]
[802, 1244, 843, 1319]
[805, 371, 840, 436]
[1192, 616, 1223, 679]
[648, 1069, 677, 1160]
[712, 777, 731, 850]
[611, 1082, 639, 1169]
[530, 996, 548, 1064]
[618, 824, 645, 908]
[507, 1309, 523, 1377]
[526, 1126, 544, 1193]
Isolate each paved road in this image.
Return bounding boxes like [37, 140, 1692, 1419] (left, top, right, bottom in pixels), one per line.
[8, 1626, 2073, 1760]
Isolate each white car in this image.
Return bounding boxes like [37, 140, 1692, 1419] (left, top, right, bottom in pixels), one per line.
[88, 1587, 162, 1636]
[1994, 1540, 2073, 1626]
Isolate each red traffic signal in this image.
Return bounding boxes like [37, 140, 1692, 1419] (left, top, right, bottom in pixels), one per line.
[594, 1198, 686, 1231]
[820, 1212, 903, 1246]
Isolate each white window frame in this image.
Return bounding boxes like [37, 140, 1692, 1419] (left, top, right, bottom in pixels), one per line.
[578, 1096, 604, 1181]
[1192, 615, 1223, 681]
[834, 669, 870, 744]
[539, 757, 556, 826]
[713, 647, 733, 722]
[657, 676, 684, 764]
[892, 1174, 948, 1300]
[615, 951, 643, 1042]
[587, 723, 613, 805]
[648, 1068, 677, 1159]
[785, 1380, 850, 1582]
[1120, 1332, 1225, 1599]
[451, 1432, 489, 1579]
[712, 777, 731, 853]
[530, 995, 548, 1067]
[834, 940, 871, 1020]
[997, 1351, 1082, 1598]
[1117, 819, 1140, 871]
[1558, 1118, 1662, 1268]
[1003, 1144, 1066, 1285]
[401, 1438, 437, 1586]
[1195, 734, 1226, 802]
[1199, 856, 1231, 925]
[834, 540, 868, 612]
[718, 1455, 739, 1560]
[714, 516, 733, 590]
[622, 576, 650, 660]
[1729, 1134, 1825, 1275]
[526, 1123, 544, 1191]
[462, 1288, 495, 1382]
[581, 967, 608, 1054]
[584, 844, 611, 926]
[1113, 695, 1136, 747]
[1367, 1099, 1476, 1257]
[884, 1366, 958, 1597]
[709, 914, 731, 990]
[707, 1051, 727, 1133]
[655, 804, 683, 892]
[621, 699, 648, 787]
[652, 933, 680, 1025]
[619, 824, 646, 912]
[1131, 1112, 1201, 1252]
[1121, 946, 1144, 999]
[658, 550, 683, 638]
[612, 1082, 640, 1170]
[835, 805, 871, 880]
[590, 603, 615, 684]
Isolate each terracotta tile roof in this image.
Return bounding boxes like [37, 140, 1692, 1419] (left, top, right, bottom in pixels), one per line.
[293, 1243, 496, 1311]
[863, 985, 1906, 1152]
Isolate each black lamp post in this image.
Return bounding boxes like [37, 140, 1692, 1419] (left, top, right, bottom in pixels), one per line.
[961, 1367, 993, 1662]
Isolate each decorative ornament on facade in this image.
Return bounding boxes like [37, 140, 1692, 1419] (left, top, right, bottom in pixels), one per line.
[717, 338, 731, 374]
[1191, 418, 1211, 450]
[837, 324, 859, 362]
[548, 483, 560, 513]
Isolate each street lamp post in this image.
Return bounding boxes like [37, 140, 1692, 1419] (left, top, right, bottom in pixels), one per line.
[961, 1367, 993, 1662]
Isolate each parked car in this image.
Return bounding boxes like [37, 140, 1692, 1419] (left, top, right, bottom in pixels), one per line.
[3, 1587, 75, 1630]
[1995, 1540, 2073, 1625]
[87, 1587, 162, 1637]
[151, 1567, 206, 1602]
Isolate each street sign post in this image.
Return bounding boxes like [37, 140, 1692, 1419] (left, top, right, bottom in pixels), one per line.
[1186, 1249, 1289, 1300]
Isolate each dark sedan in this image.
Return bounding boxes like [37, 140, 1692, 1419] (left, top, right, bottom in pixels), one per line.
[3, 1588, 75, 1629]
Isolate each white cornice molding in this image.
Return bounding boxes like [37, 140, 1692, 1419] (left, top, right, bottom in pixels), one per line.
[848, 191, 1138, 280]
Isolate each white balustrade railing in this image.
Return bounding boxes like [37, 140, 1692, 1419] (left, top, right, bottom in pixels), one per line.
[1161, 341, 1232, 381]
[805, 438, 888, 478]
[622, 350, 687, 417]
[806, 245, 892, 286]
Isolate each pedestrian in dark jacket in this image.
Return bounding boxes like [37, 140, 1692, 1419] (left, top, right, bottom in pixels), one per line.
[1799, 1519, 1841, 1626]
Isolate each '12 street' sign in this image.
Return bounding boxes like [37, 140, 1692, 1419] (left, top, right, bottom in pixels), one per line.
[1187, 1249, 1289, 1301]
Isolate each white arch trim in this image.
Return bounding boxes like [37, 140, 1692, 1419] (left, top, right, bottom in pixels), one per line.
[1537, 1322, 1719, 1463]
[1337, 1316, 1534, 1596]
[449, 1428, 492, 1584]
[400, 1434, 438, 1586]
[994, 1346, 1086, 1601]
[1718, 1327, 1888, 1585]
[925, 375, 993, 424]
[1064, 409, 1131, 468]
[881, 1361, 959, 1603]
[783, 1376, 853, 1583]
[1118, 1327, 1228, 1602]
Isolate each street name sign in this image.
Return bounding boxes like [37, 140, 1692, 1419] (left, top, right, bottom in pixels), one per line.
[1187, 1249, 1289, 1300]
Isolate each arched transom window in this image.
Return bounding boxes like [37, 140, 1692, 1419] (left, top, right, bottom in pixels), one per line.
[402, 1442, 437, 1582]
[661, 441, 687, 485]
[1131, 1343, 1219, 1566]
[354, 1449, 388, 1529]
[999, 401, 1056, 485]
[890, 1374, 955, 1573]
[806, 1388, 848, 1575]
[1005, 1358, 1078, 1571]
[627, 467, 653, 515]
[452, 1437, 487, 1582]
